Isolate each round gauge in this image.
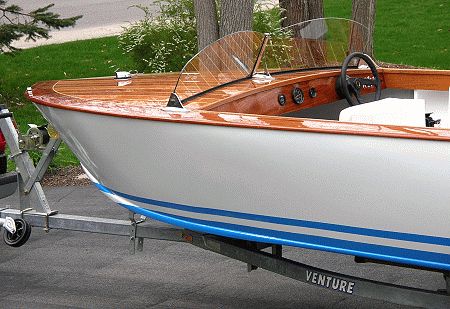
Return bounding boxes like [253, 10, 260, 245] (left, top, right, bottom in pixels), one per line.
[278, 94, 286, 106]
[292, 87, 304, 104]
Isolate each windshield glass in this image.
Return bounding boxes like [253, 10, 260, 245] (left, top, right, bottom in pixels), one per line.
[173, 18, 369, 103]
[261, 18, 369, 72]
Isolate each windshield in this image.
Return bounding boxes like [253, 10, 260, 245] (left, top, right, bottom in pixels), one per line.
[173, 18, 370, 103]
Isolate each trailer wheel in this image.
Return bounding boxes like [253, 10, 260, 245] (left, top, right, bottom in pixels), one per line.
[3, 218, 31, 247]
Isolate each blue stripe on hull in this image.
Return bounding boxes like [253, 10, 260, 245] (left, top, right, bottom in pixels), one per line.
[104, 186, 450, 247]
[119, 203, 450, 271]
[94, 183, 450, 271]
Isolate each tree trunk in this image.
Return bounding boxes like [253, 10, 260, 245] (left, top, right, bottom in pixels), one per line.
[278, 0, 325, 67]
[279, 0, 324, 28]
[352, 0, 376, 56]
[219, 0, 253, 38]
[193, 0, 219, 51]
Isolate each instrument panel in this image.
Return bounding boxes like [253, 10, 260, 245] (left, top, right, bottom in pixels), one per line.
[208, 69, 383, 116]
[210, 75, 342, 115]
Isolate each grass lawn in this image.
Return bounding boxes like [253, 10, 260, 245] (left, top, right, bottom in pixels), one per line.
[324, 0, 449, 69]
[0, 36, 135, 169]
[0, 1, 448, 169]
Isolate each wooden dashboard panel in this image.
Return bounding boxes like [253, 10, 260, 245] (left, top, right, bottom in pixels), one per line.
[208, 70, 383, 116]
[382, 68, 450, 91]
[210, 76, 341, 115]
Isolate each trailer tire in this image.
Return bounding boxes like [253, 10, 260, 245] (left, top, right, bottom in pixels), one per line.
[3, 218, 31, 247]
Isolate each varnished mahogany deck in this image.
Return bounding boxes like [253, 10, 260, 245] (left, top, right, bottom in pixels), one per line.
[27, 68, 450, 142]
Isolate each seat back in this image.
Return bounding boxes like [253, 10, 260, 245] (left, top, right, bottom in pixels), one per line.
[339, 98, 426, 127]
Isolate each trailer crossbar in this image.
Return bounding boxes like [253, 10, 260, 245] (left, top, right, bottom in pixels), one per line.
[0, 209, 184, 242]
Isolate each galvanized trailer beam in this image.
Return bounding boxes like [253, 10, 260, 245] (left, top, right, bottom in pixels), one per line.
[187, 232, 450, 309]
[23, 138, 62, 194]
[0, 208, 184, 242]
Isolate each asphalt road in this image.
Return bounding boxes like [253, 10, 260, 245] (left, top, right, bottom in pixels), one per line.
[11, 0, 157, 48]
[0, 185, 445, 308]
[12, 0, 157, 29]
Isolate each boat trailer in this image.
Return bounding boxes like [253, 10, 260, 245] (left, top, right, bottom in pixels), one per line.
[0, 107, 449, 308]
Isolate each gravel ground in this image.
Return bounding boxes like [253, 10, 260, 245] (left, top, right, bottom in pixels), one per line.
[41, 166, 91, 187]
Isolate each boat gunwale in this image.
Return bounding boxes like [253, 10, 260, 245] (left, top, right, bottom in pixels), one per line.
[26, 68, 450, 142]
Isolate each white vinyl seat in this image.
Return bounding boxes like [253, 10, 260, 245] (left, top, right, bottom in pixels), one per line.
[339, 98, 426, 127]
[414, 89, 450, 128]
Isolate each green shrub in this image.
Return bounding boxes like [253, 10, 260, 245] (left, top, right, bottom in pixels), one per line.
[119, 0, 283, 73]
[118, 1, 197, 73]
[253, 0, 283, 34]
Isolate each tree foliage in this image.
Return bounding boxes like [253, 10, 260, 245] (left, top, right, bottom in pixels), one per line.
[0, 0, 82, 52]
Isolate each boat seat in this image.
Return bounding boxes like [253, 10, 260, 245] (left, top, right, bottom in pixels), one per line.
[414, 89, 450, 128]
[339, 98, 426, 127]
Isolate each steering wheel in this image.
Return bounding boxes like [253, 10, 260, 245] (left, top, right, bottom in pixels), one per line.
[336, 52, 381, 106]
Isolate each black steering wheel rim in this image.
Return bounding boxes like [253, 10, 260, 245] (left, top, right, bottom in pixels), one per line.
[338, 52, 381, 106]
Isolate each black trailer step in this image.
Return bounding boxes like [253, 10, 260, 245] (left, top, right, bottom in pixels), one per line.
[0, 172, 17, 198]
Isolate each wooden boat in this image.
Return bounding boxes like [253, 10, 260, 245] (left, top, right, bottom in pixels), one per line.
[25, 18, 450, 272]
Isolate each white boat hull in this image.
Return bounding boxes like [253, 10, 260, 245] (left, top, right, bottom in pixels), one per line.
[36, 105, 450, 271]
